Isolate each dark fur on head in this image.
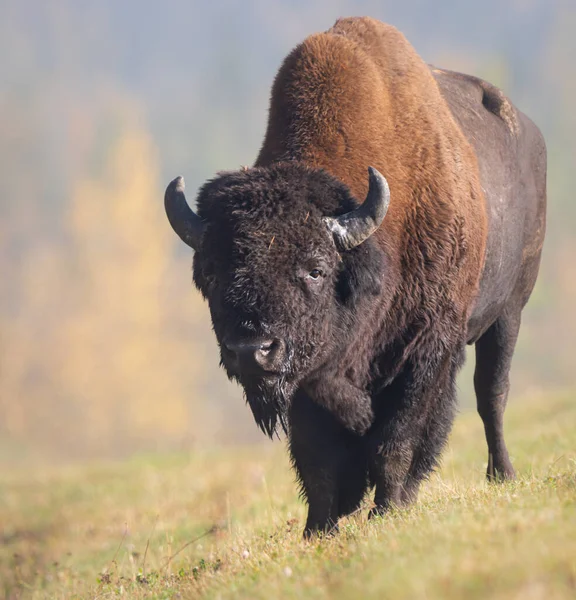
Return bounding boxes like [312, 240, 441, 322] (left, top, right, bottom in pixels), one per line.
[192, 162, 387, 435]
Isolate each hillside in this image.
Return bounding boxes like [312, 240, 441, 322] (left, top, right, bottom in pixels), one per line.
[1, 392, 575, 599]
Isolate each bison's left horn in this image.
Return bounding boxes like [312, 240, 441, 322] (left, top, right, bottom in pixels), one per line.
[164, 176, 205, 250]
[324, 167, 390, 251]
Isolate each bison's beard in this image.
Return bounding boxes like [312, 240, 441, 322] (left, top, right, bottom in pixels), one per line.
[242, 375, 296, 438]
[219, 336, 320, 437]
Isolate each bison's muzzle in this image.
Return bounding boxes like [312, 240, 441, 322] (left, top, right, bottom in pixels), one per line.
[222, 336, 287, 378]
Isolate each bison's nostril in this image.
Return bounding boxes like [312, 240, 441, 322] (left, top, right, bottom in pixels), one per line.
[258, 340, 275, 354]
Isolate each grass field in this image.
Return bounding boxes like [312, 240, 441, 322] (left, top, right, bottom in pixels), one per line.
[1, 392, 575, 599]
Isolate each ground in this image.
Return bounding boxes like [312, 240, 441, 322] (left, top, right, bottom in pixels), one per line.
[1, 392, 575, 599]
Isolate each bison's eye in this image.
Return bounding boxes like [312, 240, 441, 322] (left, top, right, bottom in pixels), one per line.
[308, 268, 323, 281]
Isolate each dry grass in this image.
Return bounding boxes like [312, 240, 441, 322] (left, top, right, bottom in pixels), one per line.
[1, 392, 575, 599]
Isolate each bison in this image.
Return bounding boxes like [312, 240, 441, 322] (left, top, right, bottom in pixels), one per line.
[165, 17, 546, 536]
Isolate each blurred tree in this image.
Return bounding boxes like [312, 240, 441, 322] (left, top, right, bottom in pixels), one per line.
[0, 0, 574, 461]
[0, 101, 219, 458]
[62, 106, 193, 452]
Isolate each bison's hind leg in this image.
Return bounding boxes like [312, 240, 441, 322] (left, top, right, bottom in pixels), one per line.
[474, 310, 520, 481]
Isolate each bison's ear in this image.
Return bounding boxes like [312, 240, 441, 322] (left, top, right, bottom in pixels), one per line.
[324, 167, 390, 251]
[336, 240, 386, 307]
[164, 176, 206, 250]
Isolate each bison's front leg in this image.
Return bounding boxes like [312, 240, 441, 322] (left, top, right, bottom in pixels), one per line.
[368, 436, 414, 513]
[368, 350, 461, 515]
[289, 389, 369, 538]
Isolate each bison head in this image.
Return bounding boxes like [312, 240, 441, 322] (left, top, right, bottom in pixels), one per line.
[165, 163, 390, 436]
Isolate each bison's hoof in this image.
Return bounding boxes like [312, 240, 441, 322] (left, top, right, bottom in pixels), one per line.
[303, 522, 339, 540]
[486, 453, 516, 482]
[486, 466, 516, 482]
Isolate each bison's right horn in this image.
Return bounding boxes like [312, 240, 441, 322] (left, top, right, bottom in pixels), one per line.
[164, 176, 205, 250]
[324, 167, 390, 251]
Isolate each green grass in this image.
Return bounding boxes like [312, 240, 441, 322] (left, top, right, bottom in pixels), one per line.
[1, 392, 575, 599]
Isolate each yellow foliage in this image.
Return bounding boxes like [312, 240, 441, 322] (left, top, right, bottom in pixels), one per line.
[64, 117, 198, 449]
[0, 106, 217, 458]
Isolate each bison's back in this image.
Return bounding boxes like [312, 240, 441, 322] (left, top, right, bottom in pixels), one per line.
[432, 68, 547, 341]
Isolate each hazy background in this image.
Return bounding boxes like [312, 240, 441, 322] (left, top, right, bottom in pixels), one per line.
[1, 0, 574, 463]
